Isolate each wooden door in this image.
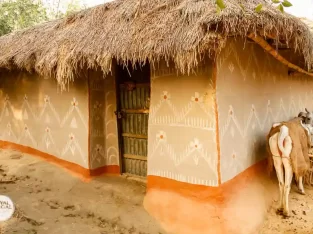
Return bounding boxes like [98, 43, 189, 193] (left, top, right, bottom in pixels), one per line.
[115, 63, 150, 177]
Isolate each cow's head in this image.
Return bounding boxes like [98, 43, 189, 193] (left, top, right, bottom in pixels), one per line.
[300, 108, 313, 126]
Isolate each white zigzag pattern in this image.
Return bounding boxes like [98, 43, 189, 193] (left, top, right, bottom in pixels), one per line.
[149, 169, 218, 186]
[0, 94, 88, 167]
[39, 100, 61, 124]
[220, 94, 313, 140]
[0, 95, 88, 129]
[0, 122, 17, 142]
[150, 139, 217, 174]
[41, 130, 56, 150]
[150, 99, 215, 130]
[216, 39, 313, 183]
[21, 96, 37, 121]
[17, 125, 37, 147]
[0, 98, 16, 121]
[60, 106, 87, 130]
[61, 137, 86, 164]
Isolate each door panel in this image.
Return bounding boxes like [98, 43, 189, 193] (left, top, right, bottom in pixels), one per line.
[116, 63, 150, 177]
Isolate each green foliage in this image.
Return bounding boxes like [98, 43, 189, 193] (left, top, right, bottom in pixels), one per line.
[216, 0, 226, 11]
[255, 4, 263, 13]
[277, 3, 284, 12]
[0, 0, 48, 36]
[282, 0, 293, 7]
[215, 0, 293, 13]
[65, 0, 85, 16]
[0, 0, 86, 36]
[0, 17, 12, 36]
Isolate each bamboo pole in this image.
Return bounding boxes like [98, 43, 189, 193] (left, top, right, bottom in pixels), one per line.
[247, 33, 313, 77]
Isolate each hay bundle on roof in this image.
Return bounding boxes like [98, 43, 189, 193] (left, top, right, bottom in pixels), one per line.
[0, 0, 313, 90]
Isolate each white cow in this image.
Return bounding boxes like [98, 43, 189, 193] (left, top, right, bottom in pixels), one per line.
[267, 110, 313, 217]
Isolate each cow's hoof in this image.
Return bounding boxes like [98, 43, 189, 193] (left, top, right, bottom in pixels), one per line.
[283, 211, 290, 218]
[276, 208, 284, 215]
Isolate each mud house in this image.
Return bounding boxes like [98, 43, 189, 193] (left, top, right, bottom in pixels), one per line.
[1, 0, 313, 233]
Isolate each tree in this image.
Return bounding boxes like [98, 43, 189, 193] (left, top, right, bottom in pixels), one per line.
[45, 0, 86, 19]
[65, 0, 86, 16]
[0, 0, 48, 36]
[216, 0, 293, 13]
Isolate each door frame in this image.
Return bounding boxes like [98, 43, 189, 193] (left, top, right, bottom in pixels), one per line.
[114, 63, 125, 175]
[114, 61, 151, 176]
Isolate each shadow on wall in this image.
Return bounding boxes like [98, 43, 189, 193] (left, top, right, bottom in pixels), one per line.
[253, 138, 268, 164]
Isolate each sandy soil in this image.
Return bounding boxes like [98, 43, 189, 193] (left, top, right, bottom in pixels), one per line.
[259, 182, 313, 234]
[0, 149, 165, 234]
[2, 148, 313, 234]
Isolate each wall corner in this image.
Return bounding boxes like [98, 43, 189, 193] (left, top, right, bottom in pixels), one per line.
[212, 61, 221, 186]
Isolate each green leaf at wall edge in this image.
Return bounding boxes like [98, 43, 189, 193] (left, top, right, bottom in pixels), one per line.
[282, 0, 293, 7]
[216, 5, 221, 14]
[255, 4, 263, 12]
[272, 0, 281, 3]
[277, 4, 284, 12]
[216, 0, 226, 10]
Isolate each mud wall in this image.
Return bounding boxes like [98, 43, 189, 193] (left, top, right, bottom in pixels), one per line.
[147, 59, 218, 186]
[216, 38, 313, 183]
[88, 69, 119, 170]
[0, 71, 89, 168]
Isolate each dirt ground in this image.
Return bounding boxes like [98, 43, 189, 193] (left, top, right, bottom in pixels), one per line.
[259, 182, 313, 234]
[2, 149, 313, 234]
[0, 149, 165, 234]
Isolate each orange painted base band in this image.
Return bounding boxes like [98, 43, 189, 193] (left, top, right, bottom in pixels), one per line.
[147, 159, 267, 202]
[0, 140, 120, 181]
[145, 159, 272, 234]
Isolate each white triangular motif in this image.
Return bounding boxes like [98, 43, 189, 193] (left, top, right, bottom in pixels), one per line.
[160, 146, 165, 156]
[23, 109, 29, 120]
[70, 117, 78, 128]
[193, 153, 199, 165]
[70, 143, 76, 155]
[231, 127, 235, 138]
[5, 108, 9, 117]
[45, 136, 51, 149]
[45, 114, 51, 124]
[251, 123, 255, 130]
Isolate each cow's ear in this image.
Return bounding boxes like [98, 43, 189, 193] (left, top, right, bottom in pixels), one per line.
[306, 108, 310, 113]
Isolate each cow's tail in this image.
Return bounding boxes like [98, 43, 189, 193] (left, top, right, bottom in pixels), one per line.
[278, 125, 289, 157]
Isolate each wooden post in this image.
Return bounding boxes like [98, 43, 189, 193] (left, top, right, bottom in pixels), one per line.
[247, 33, 313, 78]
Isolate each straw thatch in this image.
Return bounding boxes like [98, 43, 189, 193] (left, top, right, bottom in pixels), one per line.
[0, 0, 313, 90]
[300, 17, 313, 32]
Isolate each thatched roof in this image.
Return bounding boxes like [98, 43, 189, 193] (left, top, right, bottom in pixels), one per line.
[300, 17, 313, 32]
[1, 0, 313, 89]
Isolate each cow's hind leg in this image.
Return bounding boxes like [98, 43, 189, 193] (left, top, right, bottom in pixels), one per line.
[282, 158, 293, 217]
[298, 176, 306, 195]
[273, 156, 284, 214]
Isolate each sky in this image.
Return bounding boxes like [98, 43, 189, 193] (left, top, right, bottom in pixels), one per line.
[83, 0, 313, 20]
[44, 0, 313, 20]
[284, 0, 313, 20]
